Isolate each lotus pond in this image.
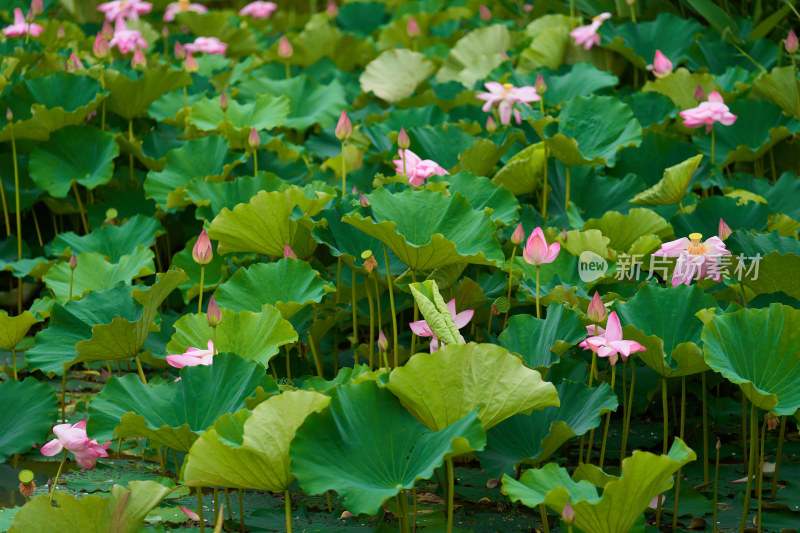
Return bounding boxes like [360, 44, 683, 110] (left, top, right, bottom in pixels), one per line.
[1, 0, 799, 532]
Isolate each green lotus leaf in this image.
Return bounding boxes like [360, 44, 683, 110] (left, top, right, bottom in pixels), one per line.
[444, 171, 519, 226]
[583, 208, 671, 254]
[291, 381, 486, 516]
[752, 66, 800, 119]
[726, 230, 800, 258]
[642, 67, 721, 110]
[452, 134, 520, 177]
[702, 304, 800, 415]
[624, 91, 678, 129]
[186, 172, 283, 222]
[408, 279, 462, 348]
[761, 172, 800, 221]
[406, 124, 477, 170]
[739, 252, 800, 301]
[88, 353, 276, 451]
[343, 189, 504, 271]
[104, 68, 192, 121]
[535, 95, 642, 167]
[0, 378, 59, 462]
[168, 305, 296, 368]
[601, 13, 702, 69]
[0, 153, 43, 213]
[615, 283, 716, 378]
[27, 126, 118, 198]
[73, 269, 188, 365]
[611, 132, 697, 188]
[214, 258, 334, 319]
[629, 154, 702, 207]
[188, 94, 290, 145]
[498, 304, 587, 370]
[208, 187, 334, 259]
[491, 143, 546, 196]
[517, 14, 573, 73]
[502, 438, 696, 533]
[436, 24, 510, 87]
[48, 215, 161, 262]
[536, 62, 619, 104]
[234, 73, 346, 130]
[43, 249, 155, 304]
[0, 310, 37, 351]
[170, 236, 228, 304]
[25, 285, 138, 374]
[8, 480, 174, 533]
[337, 1, 387, 34]
[144, 136, 245, 211]
[360, 49, 435, 102]
[183, 390, 330, 490]
[671, 195, 770, 237]
[386, 342, 559, 431]
[478, 380, 618, 478]
[300, 364, 387, 392]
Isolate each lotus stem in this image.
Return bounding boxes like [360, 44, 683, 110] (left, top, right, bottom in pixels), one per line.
[158, 447, 166, 474]
[71, 182, 89, 234]
[541, 146, 548, 219]
[173, 448, 179, 476]
[326, 490, 332, 513]
[621, 357, 636, 471]
[341, 140, 347, 198]
[771, 415, 786, 500]
[134, 354, 147, 384]
[713, 438, 720, 533]
[283, 490, 292, 532]
[238, 488, 245, 532]
[397, 490, 410, 533]
[742, 394, 748, 470]
[11, 347, 16, 380]
[373, 272, 383, 357]
[100, 69, 106, 131]
[0, 160, 10, 237]
[198, 265, 205, 314]
[61, 366, 68, 422]
[351, 268, 358, 363]
[619, 359, 628, 471]
[48, 449, 68, 504]
[198, 488, 205, 533]
[628, 1, 636, 21]
[535, 266, 541, 319]
[503, 248, 516, 329]
[285, 345, 291, 380]
[741, 403, 757, 532]
[11, 122, 22, 314]
[253, 146, 258, 176]
[446, 458, 454, 533]
[212, 327, 218, 356]
[365, 279, 375, 370]
[213, 487, 219, 525]
[308, 332, 324, 377]
[711, 127, 715, 165]
[564, 165, 571, 211]
[582, 351, 599, 464]
[656, 377, 668, 528]
[702, 371, 709, 484]
[757, 414, 767, 533]
[383, 244, 399, 367]
[598, 364, 616, 469]
[285, 62, 291, 79]
[402, 151, 407, 176]
[539, 504, 550, 533]
[128, 119, 135, 186]
[410, 271, 418, 355]
[69, 265, 75, 301]
[672, 376, 686, 531]
[412, 487, 417, 533]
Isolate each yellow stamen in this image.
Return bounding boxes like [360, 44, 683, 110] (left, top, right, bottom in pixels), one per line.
[687, 233, 707, 255]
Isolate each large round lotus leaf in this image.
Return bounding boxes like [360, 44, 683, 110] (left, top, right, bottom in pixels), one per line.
[144, 136, 245, 211]
[208, 187, 334, 259]
[343, 189, 504, 271]
[498, 304, 586, 370]
[702, 303, 800, 414]
[602, 13, 702, 68]
[8, 480, 173, 533]
[186, 172, 283, 222]
[26, 285, 138, 374]
[630, 154, 702, 207]
[0, 378, 59, 462]
[535, 95, 642, 167]
[453, 135, 519, 178]
[0, 309, 37, 350]
[183, 390, 330, 490]
[214, 258, 334, 319]
[104, 68, 192, 121]
[436, 24, 510, 87]
[533, 63, 618, 104]
[623, 91, 678, 129]
[48, 215, 161, 262]
[726, 230, 800, 258]
[407, 124, 477, 170]
[386, 342, 559, 431]
[740, 252, 800, 301]
[88, 353, 276, 451]
[502, 439, 696, 533]
[0, 153, 44, 212]
[360, 49, 435, 102]
[671, 195, 770, 237]
[290, 381, 486, 516]
[752, 66, 800, 119]
[761, 173, 800, 221]
[444, 171, 520, 226]
[614, 283, 714, 378]
[168, 305, 297, 368]
[189, 94, 290, 145]
[583, 208, 672, 254]
[234, 73, 346, 130]
[610, 132, 697, 187]
[43, 248, 155, 304]
[478, 380, 617, 478]
[642, 67, 722, 110]
[28, 126, 119, 198]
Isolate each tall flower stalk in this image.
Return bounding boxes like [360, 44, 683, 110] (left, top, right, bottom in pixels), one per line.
[193, 229, 213, 314]
[335, 110, 352, 197]
[522, 227, 560, 318]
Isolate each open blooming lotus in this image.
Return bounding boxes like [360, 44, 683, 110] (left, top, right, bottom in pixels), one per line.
[653, 232, 731, 286]
[646, 50, 673, 78]
[393, 149, 448, 187]
[184, 36, 227, 56]
[409, 299, 473, 353]
[679, 91, 737, 133]
[476, 82, 540, 125]
[109, 19, 148, 54]
[570, 12, 611, 50]
[97, 0, 152, 22]
[239, 1, 278, 18]
[166, 340, 215, 368]
[523, 227, 560, 266]
[579, 311, 645, 365]
[41, 421, 111, 469]
[3, 8, 44, 37]
[164, 0, 207, 22]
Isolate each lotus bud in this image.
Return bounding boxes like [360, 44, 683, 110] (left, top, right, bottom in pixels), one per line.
[786, 30, 799, 54]
[359, 193, 370, 207]
[184, 53, 199, 73]
[179, 505, 201, 521]
[278, 35, 293, 58]
[397, 127, 410, 149]
[248, 127, 260, 148]
[57, 25, 65, 39]
[561, 502, 575, 525]
[68, 53, 84, 71]
[161, 25, 169, 40]
[283, 244, 297, 259]
[479, 4, 491, 21]
[94, 33, 110, 59]
[335, 110, 352, 141]
[26, 9, 34, 23]
[192, 229, 213, 265]
[510, 223, 525, 245]
[351, 185, 358, 195]
[131, 48, 146, 68]
[378, 329, 388, 351]
[102, 19, 113, 40]
[534, 72, 547, 95]
[6, 108, 12, 122]
[69, 253, 78, 270]
[587, 292, 607, 323]
[407, 16, 421, 37]
[340, 511, 355, 519]
[485, 115, 497, 133]
[206, 296, 222, 326]
[220, 92, 229, 112]
[718, 218, 732, 241]
[523, 3, 533, 11]
[174, 41, 186, 60]
[693, 84, 705, 102]
[31, 0, 44, 16]
[326, 0, 338, 16]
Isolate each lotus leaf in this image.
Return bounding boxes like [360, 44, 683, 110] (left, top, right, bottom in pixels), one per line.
[0, 378, 59, 462]
[498, 304, 586, 369]
[360, 49, 435, 102]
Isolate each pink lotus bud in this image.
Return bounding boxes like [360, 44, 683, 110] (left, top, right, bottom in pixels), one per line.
[192, 229, 213, 265]
[284, 244, 297, 259]
[26, 9, 34, 23]
[479, 4, 491, 21]
[5, 108, 12, 122]
[102, 20, 113, 40]
[534, 73, 547, 95]
[397, 127, 410, 149]
[57, 25, 65, 39]
[359, 193, 370, 207]
[179, 505, 200, 521]
[94, 33, 109, 59]
[184, 53, 199, 73]
[69, 253, 78, 270]
[352, 185, 358, 195]
[693, 84, 705, 102]
[326, 0, 338, 16]
[67, 53, 84, 71]
[407, 16, 421, 37]
[647, 49, 673, 78]
[523, 3, 533, 11]
[787, 29, 799, 54]
[486, 116, 497, 133]
[31, 0, 44, 15]
[335, 110, 352, 141]
[174, 41, 186, 60]
[587, 292, 607, 323]
[718, 218, 732, 241]
[220, 92, 229, 112]
[248, 127, 260, 148]
[340, 511, 355, 519]
[562, 503, 575, 525]
[206, 296, 222, 326]
[523, 227, 560, 266]
[510, 223, 525, 245]
[278, 35, 293, 58]
[378, 329, 388, 351]
[131, 48, 146, 68]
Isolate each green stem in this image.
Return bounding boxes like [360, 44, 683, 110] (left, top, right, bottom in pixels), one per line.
[351, 268, 358, 364]
[285, 345, 291, 380]
[212, 327, 217, 356]
[61, 365, 69, 422]
[308, 332, 324, 378]
[134, 354, 147, 384]
[285, 62, 291, 79]
[71, 182, 89, 234]
[48, 449, 68, 504]
[11, 124, 21, 314]
[771, 415, 786, 500]
[238, 489, 245, 532]
[503, 248, 516, 329]
[326, 491, 332, 513]
[535, 266, 541, 319]
[225, 488, 232, 520]
[582, 352, 598, 464]
[619, 359, 628, 472]
[713, 439, 720, 533]
[656, 377, 668, 529]
[757, 414, 766, 533]
[366, 279, 375, 370]
[198, 265, 205, 314]
[672, 376, 686, 532]
[383, 244, 399, 367]
[198, 487, 205, 533]
[564, 165, 571, 211]
[702, 372, 709, 484]
[0, 156, 10, 237]
[128, 120, 135, 186]
[538, 504, 550, 533]
[285, 490, 292, 533]
[742, 394, 748, 470]
[410, 271, 418, 355]
[397, 490, 409, 533]
[173, 448, 180, 476]
[446, 458, 454, 533]
[412, 487, 417, 533]
[11, 347, 16, 381]
[711, 126, 716, 166]
[628, 1, 636, 21]
[598, 366, 616, 469]
[740, 403, 757, 532]
[253, 146, 258, 176]
[541, 146, 548, 219]
[341, 140, 347, 198]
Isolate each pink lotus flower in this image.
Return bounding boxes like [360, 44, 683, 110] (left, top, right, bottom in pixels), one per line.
[97, 0, 152, 22]
[409, 299, 473, 353]
[283, 244, 297, 259]
[166, 340, 215, 368]
[718, 218, 732, 241]
[239, 1, 278, 18]
[479, 4, 491, 21]
[377, 329, 388, 352]
[646, 50, 673, 78]
[579, 311, 645, 366]
[278, 35, 293, 58]
[3, 8, 44, 37]
[570, 12, 611, 50]
[184, 36, 227, 56]
[326, 0, 338, 16]
[786, 29, 799, 54]
[522, 227, 560, 266]
[192, 229, 213, 265]
[679, 91, 737, 133]
[108, 19, 148, 54]
[586, 291, 607, 323]
[131, 47, 146, 67]
[652, 232, 731, 286]
[41, 421, 111, 469]
[476, 82, 540, 125]
[66, 53, 84, 71]
[392, 149, 448, 187]
[407, 16, 420, 37]
[164, 0, 208, 22]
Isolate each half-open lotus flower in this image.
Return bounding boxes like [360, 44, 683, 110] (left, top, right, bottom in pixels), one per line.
[108, 18, 148, 54]
[184, 36, 227, 56]
[522, 227, 560, 266]
[679, 91, 737, 133]
[569, 12, 611, 50]
[166, 340, 215, 368]
[646, 50, 673, 78]
[40, 421, 111, 469]
[164, 0, 208, 22]
[653, 232, 731, 286]
[97, 0, 152, 22]
[409, 299, 473, 353]
[476, 82, 540, 125]
[392, 149, 448, 187]
[3, 8, 44, 37]
[239, 1, 278, 18]
[579, 311, 645, 365]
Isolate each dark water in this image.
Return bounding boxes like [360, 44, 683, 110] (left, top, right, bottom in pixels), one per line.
[0, 458, 69, 509]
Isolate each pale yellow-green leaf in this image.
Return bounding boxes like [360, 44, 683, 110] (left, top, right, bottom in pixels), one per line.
[630, 154, 703, 206]
[360, 49, 436, 103]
